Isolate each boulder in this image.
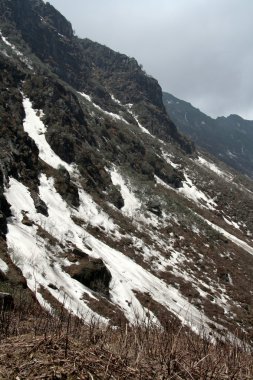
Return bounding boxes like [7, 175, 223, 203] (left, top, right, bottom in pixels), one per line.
[106, 185, 124, 209]
[69, 258, 112, 298]
[147, 200, 162, 216]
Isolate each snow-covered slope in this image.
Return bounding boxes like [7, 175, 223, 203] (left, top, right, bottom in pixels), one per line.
[2, 95, 253, 344]
[1, 0, 253, 347]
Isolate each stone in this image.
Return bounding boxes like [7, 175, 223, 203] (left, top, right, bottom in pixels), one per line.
[69, 258, 112, 298]
[147, 200, 162, 216]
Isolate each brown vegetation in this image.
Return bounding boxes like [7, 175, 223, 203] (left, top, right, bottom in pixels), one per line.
[0, 294, 252, 379]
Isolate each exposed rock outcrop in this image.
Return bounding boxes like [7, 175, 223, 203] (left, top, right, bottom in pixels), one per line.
[68, 258, 112, 298]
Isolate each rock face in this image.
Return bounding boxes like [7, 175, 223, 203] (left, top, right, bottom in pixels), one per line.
[0, 0, 194, 154]
[0, 171, 11, 236]
[163, 92, 253, 178]
[54, 166, 80, 208]
[32, 194, 48, 216]
[69, 258, 112, 298]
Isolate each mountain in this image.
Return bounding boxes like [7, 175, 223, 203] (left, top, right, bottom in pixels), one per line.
[163, 91, 253, 178]
[1, 0, 253, 363]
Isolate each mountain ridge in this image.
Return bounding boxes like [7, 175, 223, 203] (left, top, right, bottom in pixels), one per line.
[0, 0, 253, 356]
[163, 91, 253, 178]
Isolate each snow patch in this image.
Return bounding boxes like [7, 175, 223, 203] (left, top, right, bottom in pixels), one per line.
[78, 92, 129, 124]
[0, 31, 22, 56]
[223, 216, 240, 230]
[198, 156, 231, 179]
[22, 96, 73, 172]
[179, 173, 217, 210]
[156, 172, 217, 211]
[127, 109, 152, 135]
[199, 214, 253, 257]
[22, 95, 117, 236]
[72, 186, 118, 234]
[110, 168, 140, 217]
[161, 150, 180, 169]
[0, 258, 8, 274]
[110, 94, 122, 105]
[0, 31, 33, 69]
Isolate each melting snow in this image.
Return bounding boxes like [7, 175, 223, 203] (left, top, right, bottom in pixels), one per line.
[22, 94, 118, 235]
[0, 31, 22, 56]
[110, 94, 152, 135]
[0, 31, 33, 69]
[198, 156, 231, 179]
[179, 173, 217, 210]
[127, 109, 152, 135]
[72, 186, 118, 234]
[200, 216, 253, 257]
[161, 150, 179, 169]
[78, 92, 129, 124]
[110, 167, 140, 217]
[110, 94, 122, 105]
[5, 174, 217, 333]
[4, 93, 239, 337]
[223, 216, 240, 230]
[22, 96, 73, 172]
[0, 258, 8, 274]
[5, 176, 106, 322]
[156, 171, 217, 211]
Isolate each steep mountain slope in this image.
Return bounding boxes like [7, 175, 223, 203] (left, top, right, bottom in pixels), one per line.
[0, 0, 253, 347]
[163, 91, 253, 178]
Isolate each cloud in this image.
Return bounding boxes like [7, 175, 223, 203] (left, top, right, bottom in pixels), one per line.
[48, 0, 253, 119]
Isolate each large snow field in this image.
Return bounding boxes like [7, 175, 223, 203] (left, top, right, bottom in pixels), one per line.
[5, 174, 217, 333]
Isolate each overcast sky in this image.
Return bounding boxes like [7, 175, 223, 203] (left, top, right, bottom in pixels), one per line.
[47, 0, 253, 120]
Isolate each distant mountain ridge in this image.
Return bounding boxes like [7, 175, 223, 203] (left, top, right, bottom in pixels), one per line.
[163, 92, 253, 178]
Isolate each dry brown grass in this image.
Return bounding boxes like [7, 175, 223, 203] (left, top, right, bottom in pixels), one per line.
[0, 294, 252, 379]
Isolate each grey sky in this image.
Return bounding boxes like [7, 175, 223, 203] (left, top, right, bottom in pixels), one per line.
[47, 0, 253, 120]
